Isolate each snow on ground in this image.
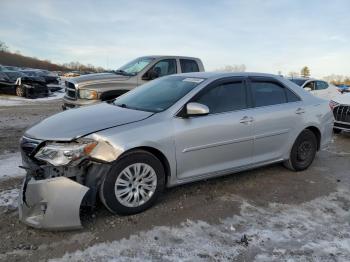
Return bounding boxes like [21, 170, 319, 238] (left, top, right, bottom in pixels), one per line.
[53, 186, 350, 262]
[0, 91, 64, 107]
[0, 152, 25, 180]
[0, 188, 19, 212]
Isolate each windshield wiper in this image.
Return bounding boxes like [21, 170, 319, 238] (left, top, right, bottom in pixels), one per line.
[116, 103, 128, 108]
[113, 70, 133, 76]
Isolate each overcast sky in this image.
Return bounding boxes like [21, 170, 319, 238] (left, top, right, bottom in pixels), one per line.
[0, 0, 349, 77]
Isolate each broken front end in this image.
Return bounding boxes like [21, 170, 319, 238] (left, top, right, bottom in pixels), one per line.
[19, 136, 113, 230]
[16, 77, 49, 98]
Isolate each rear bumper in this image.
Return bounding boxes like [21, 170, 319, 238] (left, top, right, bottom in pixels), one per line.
[19, 176, 89, 230]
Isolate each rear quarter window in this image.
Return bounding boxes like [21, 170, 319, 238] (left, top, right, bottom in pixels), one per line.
[285, 88, 301, 102]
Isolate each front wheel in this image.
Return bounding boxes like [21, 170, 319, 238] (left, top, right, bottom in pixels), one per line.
[15, 85, 26, 97]
[284, 129, 317, 171]
[100, 150, 165, 215]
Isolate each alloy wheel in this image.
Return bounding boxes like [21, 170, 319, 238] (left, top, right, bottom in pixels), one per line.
[114, 163, 157, 208]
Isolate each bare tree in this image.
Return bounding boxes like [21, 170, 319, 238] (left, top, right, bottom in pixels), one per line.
[215, 64, 246, 72]
[288, 71, 299, 78]
[0, 41, 9, 52]
[300, 66, 311, 78]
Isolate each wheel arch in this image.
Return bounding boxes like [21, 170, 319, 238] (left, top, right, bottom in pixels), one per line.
[118, 146, 171, 184]
[304, 126, 321, 150]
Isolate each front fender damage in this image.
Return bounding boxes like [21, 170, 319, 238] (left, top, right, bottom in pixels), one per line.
[19, 177, 89, 230]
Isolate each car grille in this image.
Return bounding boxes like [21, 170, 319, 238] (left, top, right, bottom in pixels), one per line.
[65, 81, 77, 100]
[333, 105, 350, 123]
[20, 136, 42, 157]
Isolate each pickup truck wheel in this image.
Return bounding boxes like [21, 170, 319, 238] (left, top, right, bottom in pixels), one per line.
[100, 150, 165, 215]
[15, 85, 26, 97]
[283, 129, 317, 171]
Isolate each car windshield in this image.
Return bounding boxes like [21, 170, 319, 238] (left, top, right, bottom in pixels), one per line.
[117, 57, 155, 75]
[289, 78, 307, 86]
[21, 71, 39, 76]
[114, 76, 205, 112]
[4, 71, 26, 79]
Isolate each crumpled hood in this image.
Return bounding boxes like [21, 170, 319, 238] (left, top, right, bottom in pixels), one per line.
[25, 103, 153, 141]
[71, 73, 130, 86]
[333, 93, 350, 105]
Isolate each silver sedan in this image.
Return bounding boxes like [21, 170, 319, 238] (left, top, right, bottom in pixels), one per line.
[19, 72, 333, 229]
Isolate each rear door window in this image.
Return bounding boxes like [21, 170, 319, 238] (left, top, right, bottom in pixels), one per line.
[180, 59, 200, 73]
[251, 81, 287, 107]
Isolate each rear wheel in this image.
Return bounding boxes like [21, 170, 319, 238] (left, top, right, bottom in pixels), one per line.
[100, 150, 165, 215]
[284, 129, 317, 171]
[15, 85, 26, 97]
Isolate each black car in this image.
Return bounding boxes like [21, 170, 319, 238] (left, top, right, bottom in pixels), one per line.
[0, 70, 49, 98]
[21, 69, 60, 85]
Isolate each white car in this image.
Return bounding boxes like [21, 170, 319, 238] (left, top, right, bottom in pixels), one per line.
[330, 93, 350, 133]
[289, 78, 339, 100]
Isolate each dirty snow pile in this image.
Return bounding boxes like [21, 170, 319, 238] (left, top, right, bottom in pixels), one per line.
[0, 188, 19, 212]
[0, 91, 64, 106]
[53, 187, 350, 262]
[0, 152, 26, 180]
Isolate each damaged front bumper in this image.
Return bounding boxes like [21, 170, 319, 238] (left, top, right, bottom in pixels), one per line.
[19, 176, 89, 230]
[18, 135, 116, 230]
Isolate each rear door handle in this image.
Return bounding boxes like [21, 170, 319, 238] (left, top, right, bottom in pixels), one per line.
[295, 108, 305, 114]
[240, 116, 254, 124]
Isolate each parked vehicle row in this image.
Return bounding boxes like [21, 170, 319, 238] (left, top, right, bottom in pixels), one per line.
[0, 65, 62, 98]
[0, 68, 48, 97]
[19, 72, 333, 229]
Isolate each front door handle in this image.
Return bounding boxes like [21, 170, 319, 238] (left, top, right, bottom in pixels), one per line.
[295, 108, 305, 114]
[240, 116, 254, 124]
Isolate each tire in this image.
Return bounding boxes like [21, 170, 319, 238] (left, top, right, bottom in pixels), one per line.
[283, 129, 317, 171]
[100, 150, 165, 215]
[15, 85, 26, 97]
[333, 128, 342, 134]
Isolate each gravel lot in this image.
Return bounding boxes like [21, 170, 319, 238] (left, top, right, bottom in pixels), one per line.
[0, 95, 349, 261]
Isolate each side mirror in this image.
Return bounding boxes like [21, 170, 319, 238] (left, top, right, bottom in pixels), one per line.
[142, 69, 159, 81]
[186, 102, 209, 116]
[304, 87, 312, 92]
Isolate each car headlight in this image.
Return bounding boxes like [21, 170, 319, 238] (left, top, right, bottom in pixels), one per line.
[79, 89, 98, 100]
[329, 100, 339, 110]
[35, 139, 98, 166]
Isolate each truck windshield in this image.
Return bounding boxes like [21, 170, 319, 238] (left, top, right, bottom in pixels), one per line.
[117, 57, 155, 75]
[114, 76, 205, 113]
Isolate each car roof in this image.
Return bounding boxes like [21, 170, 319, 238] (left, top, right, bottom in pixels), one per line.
[287, 77, 317, 81]
[139, 55, 201, 60]
[171, 71, 284, 79]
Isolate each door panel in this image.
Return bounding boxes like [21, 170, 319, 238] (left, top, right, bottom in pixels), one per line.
[173, 111, 253, 179]
[251, 103, 301, 163]
[248, 77, 303, 163]
[173, 77, 253, 180]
